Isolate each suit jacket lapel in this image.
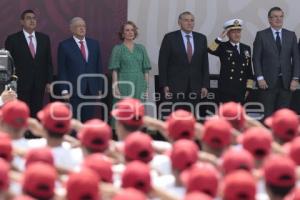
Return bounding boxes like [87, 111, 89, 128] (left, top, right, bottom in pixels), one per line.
[281, 29, 288, 56]
[71, 37, 86, 62]
[19, 32, 34, 60]
[267, 28, 279, 54]
[35, 33, 40, 59]
[227, 41, 239, 57]
[177, 31, 189, 63]
[239, 44, 245, 57]
[191, 32, 198, 63]
[86, 38, 91, 63]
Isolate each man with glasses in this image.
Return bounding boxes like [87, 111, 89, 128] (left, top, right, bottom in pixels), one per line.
[253, 7, 300, 119]
[5, 10, 53, 121]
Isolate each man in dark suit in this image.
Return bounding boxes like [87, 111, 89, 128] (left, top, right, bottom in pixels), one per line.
[159, 11, 209, 114]
[253, 7, 300, 118]
[208, 19, 254, 104]
[57, 17, 103, 122]
[5, 9, 53, 118]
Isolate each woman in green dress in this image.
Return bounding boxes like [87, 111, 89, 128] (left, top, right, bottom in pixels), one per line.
[109, 21, 151, 102]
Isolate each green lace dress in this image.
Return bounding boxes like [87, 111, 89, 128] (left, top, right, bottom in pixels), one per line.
[109, 43, 151, 101]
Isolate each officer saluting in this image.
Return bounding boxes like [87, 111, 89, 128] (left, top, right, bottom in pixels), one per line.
[208, 19, 254, 104]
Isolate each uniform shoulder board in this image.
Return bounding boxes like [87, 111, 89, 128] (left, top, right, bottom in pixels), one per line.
[246, 79, 254, 89]
[208, 40, 219, 51]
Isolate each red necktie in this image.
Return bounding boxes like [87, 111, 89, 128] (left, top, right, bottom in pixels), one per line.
[79, 40, 87, 61]
[28, 35, 35, 58]
[186, 35, 193, 63]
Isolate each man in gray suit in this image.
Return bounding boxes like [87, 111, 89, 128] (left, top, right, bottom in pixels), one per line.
[253, 7, 300, 118]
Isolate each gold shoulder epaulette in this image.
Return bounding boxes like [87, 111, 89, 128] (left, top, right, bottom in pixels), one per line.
[246, 79, 254, 89]
[208, 40, 219, 51]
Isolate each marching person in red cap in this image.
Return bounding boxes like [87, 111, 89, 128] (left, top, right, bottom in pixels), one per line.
[222, 170, 256, 200]
[263, 154, 296, 200]
[34, 101, 77, 169]
[22, 162, 57, 200]
[265, 108, 299, 144]
[0, 100, 30, 143]
[201, 117, 233, 157]
[66, 168, 100, 200]
[111, 98, 145, 140]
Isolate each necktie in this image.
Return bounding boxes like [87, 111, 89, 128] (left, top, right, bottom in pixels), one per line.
[234, 44, 239, 54]
[186, 35, 193, 63]
[28, 35, 35, 58]
[276, 31, 281, 53]
[79, 40, 87, 61]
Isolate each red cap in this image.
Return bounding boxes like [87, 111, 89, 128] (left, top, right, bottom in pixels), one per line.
[170, 139, 199, 171]
[113, 188, 147, 200]
[221, 147, 254, 175]
[121, 161, 151, 193]
[78, 119, 112, 152]
[0, 100, 29, 128]
[22, 163, 57, 199]
[184, 192, 213, 200]
[37, 101, 72, 134]
[202, 117, 232, 149]
[222, 170, 256, 200]
[111, 98, 144, 126]
[124, 131, 154, 163]
[219, 102, 246, 130]
[66, 168, 100, 200]
[180, 162, 219, 197]
[284, 187, 300, 200]
[265, 109, 299, 142]
[13, 195, 35, 200]
[0, 158, 10, 191]
[285, 137, 300, 165]
[0, 133, 12, 162]
[239, 127, 273, 159]
[263, 154, 296, 187]
[83, 153, 113, 183]
[25, 147, 54, 168]
[166, 109, 196, 141]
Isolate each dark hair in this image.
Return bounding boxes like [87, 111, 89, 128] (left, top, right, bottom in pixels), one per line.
[21, 9, 35, 20]
[46, 130, 65, 139]
[268, 7, 283, 18]
[118, 21, 138, 40]
[122, 123, 141, 132]
[266, 183, 295, 197]
[178, 11, 194, 20]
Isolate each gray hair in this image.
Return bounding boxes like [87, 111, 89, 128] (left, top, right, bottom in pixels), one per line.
[178, 11, 194, 20]
[69, 17, 85, 28]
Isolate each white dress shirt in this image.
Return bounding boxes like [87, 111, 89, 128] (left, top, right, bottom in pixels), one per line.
[271, 27, 282, 41]
[181, 30, 194, 54]
[23, 29, 37, 52]
[230, 42, 240, 54]
[73, 36, 89, 61]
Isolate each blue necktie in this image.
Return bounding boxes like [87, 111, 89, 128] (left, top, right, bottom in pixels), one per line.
[276, 32, 281, 52]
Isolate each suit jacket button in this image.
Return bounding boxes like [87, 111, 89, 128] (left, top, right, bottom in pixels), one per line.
[241, 70, 244, 74]
[239, 78, 242, 81]
[232, 62, 235, 65]
[230, 77, 233, 80]
[242, 63, 245, 66]
[231, 69, 234, 72]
